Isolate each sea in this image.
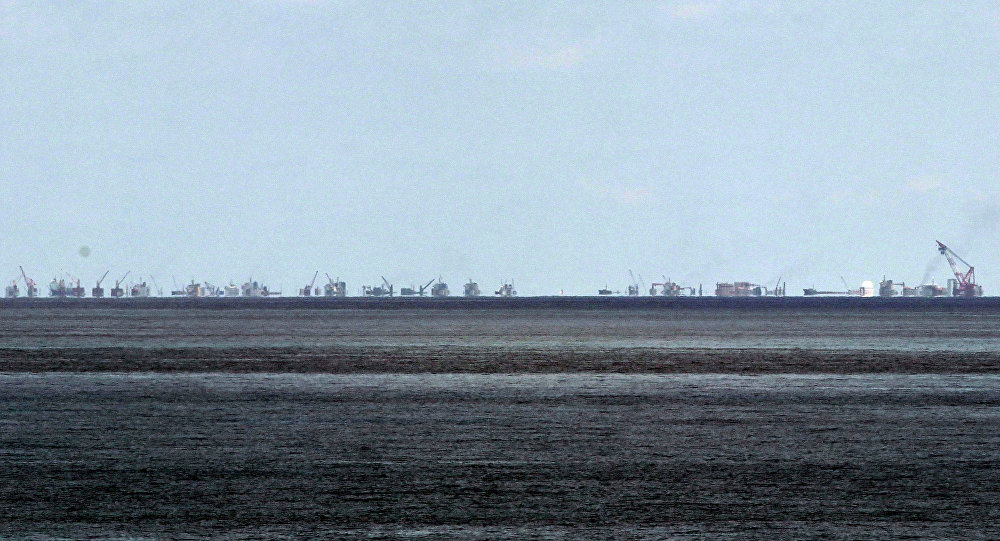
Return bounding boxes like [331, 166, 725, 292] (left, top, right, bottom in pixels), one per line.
[1, 297, 999, 539]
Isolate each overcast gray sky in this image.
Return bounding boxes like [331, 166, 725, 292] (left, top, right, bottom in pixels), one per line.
[2, 1, 998, 295]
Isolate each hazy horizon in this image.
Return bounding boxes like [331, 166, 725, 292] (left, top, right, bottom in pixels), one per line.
[3, 2, 998, 295]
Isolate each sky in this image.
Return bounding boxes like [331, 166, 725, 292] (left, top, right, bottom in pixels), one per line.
[2, 1, 999, 295]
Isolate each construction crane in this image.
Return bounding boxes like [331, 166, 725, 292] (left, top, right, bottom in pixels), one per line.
[149, 275, 163, 297]
[401, 278, 434, 296]
[92, 270, 110, 298]
[63, 272, 86, 297]
[324, 274, 346, 297]
[431, 276, 450, 297]
[627, 270, 640, 296]
[772, 276, 785, 297]
[936, 240, 983, 297]
[363, 276, 394, 297]
[662, 275, 684, 296]
[19, 266, 38, 297]
[111, 271, 130, 298]
[300, 271, 319, 296]
[648, 281, 664, 296]
[419, 278, 434, 296]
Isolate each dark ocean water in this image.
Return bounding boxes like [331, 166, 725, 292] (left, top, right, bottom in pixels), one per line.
[2, 300, 1000, 538]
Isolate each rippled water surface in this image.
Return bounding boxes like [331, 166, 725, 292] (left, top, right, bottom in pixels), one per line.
[4, 302, 1000, 351]
[2, 301, 1000, 538]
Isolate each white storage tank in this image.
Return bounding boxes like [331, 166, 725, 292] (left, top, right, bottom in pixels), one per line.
[860, 280, 876, 297]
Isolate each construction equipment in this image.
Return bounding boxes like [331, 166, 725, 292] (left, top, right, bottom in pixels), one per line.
[464, 279, 480, 297]
[19, 267, 37, 297]
[431, 277, 449, 297]
[770, 277, 787, 297]
[241, 279, 273, 297]
[66, 273, 85, 297]
[170, 276, 185, 296]
[130, 279, 152, 297]
[5, 276, 18, 298]
[48, 277, 67, 297]
[920, 282, 947, 297]
[181, 280, 216, 297]
[936, 240, 983, 297]
[627, 270, 640, 296]
[300, 271, 319, 296]
[92, 270, 110, 298]
[363, 277, 393, 297]
[715, 282, 766, 297]
[662, 276, 685, 296]
[880, 277, 902, 297]
[47, 272, 85, 298]
[323, 274, 346, 297]
[149, 276, 163, 297]
[111, 271, 130, 298]
[401, 279, 434, 296]
[803, 287, 846, 296]
[495, 281, 516, 297]
[48, 273, 83, 297]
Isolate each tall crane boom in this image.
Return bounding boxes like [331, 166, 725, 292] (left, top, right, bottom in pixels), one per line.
[936, 240, 981, 297]
[19, 266, 38, 297]
[19, 266, 35, 288]
[627, 269, 640, 296]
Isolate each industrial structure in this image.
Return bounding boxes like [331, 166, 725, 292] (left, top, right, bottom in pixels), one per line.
[362, 277, 394, 297]
[20, 267, 38, 297]
[172, 280, 216, 297]
[495, 281, 516, 297]
[937, 241, 983, 297]
[463, 280, 480, 297]
[0, 241, 988, 299]
[110, 272, 129, 298]
[130, 281, 152, 297]
[91, 271, 110, 298]
[299, 271, 320, 296]
[431, 277, 449, 297]
[49, 275, 85, 298]
[715, 281, 785, 297]
[240, 280, 275, 297]
[324, 275, 347, 297]
[400, 279, 434, 296]
[648, 276, 702, 296]
[878, 278, 920, 297]
[627, 271, 641, 297]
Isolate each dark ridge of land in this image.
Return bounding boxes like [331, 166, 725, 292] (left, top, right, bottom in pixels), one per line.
[2, 295, 1000, 311]
[2, 346, 999, 373]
